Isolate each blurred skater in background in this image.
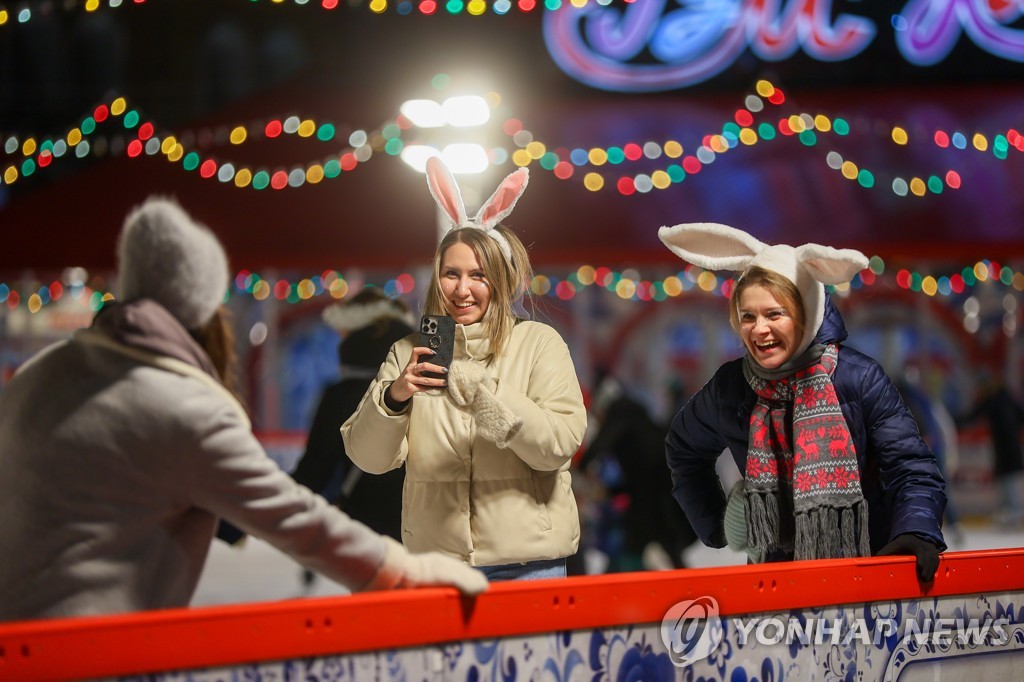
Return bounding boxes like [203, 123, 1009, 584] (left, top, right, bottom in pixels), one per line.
[579, 372, 698, 571]
[895, 367, 964, 545]
[290, 288, 414, 587]
[958, 373, 1024, 528]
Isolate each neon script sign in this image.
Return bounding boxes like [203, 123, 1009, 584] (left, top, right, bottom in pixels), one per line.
[543, 0, 1024, 92]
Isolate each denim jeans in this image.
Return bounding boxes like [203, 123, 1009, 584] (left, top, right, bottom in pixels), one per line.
[477, 558, 567, 581]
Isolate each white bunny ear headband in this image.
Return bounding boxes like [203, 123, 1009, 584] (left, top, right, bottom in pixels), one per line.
[425, 156, 529, 263]
[322, 297, 413, 334]
[658, 222, 868, 356]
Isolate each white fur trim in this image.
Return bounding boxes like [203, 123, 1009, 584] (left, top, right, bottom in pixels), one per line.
[456, 219, 514, 262]
[659, 222, 867, 356]
[117, 197, 228, 330]
[322, 298, 412, 333]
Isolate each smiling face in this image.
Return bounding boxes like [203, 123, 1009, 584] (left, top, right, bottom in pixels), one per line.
[737, 284, 800, 370]
[439, 241, 491, 325]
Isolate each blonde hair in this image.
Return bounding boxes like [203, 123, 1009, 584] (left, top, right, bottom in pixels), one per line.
[423, 226, 532, 359]
[728, 266, 806, 339]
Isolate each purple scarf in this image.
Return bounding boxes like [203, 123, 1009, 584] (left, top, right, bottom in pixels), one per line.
[92, 299, 218, 380]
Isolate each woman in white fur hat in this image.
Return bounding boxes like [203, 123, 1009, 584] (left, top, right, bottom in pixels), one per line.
[0, 197, 486, 621]
[342, 158, 587, 581]
[659, 222, 947, 582]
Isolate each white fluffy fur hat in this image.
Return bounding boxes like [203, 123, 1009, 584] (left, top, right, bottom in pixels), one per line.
[658, 222, 868, 356]
[117, 197, 229, 330]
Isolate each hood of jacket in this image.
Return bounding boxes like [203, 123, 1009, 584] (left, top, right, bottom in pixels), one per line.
[812, 293, 849, 347]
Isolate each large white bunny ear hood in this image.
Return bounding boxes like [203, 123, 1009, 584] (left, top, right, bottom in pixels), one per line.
[658, 222, 867, 356]
[425, 156, 528, 262]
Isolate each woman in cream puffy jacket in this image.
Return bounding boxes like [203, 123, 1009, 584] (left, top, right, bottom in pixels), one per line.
[342, 160, 586, 580]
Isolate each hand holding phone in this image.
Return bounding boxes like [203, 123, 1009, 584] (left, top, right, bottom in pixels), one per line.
[387, 315, 456, 404]
[417, 315, 455, 381]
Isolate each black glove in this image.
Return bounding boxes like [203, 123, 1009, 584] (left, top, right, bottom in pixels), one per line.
[876, 533, 940, 582]
[215, 519, 246, 546]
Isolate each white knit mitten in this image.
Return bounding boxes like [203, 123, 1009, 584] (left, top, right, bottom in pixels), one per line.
[472, 390, 523, 448]
[447, 360, 523, 448]
[446, 359, 490, 407]
[367, 537, 488, 595]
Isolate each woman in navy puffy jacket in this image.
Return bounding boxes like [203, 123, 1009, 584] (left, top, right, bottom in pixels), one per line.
[659, 223, 946, 582]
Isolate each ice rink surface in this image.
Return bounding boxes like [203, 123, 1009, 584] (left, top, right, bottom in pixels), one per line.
[191, 520, 1021, 607]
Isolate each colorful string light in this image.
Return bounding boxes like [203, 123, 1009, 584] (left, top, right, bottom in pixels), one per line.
[3, 257, 1022, 314]
[0, 0, 612, 26]
[0, 96, 377, 191]
[4, 80, 1022, 199]
[504, 80, 1021, 197]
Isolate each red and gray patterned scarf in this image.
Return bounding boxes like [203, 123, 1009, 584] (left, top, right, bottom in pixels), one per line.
[743, 344, 870, 561]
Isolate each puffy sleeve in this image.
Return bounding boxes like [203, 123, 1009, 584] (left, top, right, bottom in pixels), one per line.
[340, 340, 411, 475]
[495, 326, 586, 472]
[665, 369, 731, 549]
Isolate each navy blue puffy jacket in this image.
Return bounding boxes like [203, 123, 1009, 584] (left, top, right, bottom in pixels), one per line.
[665, 295, 947, 556]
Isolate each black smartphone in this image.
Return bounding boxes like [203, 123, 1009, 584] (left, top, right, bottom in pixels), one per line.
[417, 314, 455, 380]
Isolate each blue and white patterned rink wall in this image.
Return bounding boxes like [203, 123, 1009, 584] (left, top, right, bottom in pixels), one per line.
[4, 550, 1024, 682]
[123, 591, 1024, 681]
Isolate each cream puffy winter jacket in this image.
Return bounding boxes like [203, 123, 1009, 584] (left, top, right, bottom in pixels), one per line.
[341, 320, 586, 567]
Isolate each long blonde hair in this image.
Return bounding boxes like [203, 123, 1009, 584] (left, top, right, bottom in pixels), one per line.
[423, 226, 532, 359]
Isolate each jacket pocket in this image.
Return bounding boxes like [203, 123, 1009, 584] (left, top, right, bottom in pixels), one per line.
[531, 471, 553, 531]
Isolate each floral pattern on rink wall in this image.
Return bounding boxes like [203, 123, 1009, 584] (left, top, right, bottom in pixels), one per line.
[122, 591, 1024, 681]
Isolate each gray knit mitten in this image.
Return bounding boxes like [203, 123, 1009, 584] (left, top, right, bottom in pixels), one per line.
[447, 360, 523, 448]
[724, 479, 764, 564]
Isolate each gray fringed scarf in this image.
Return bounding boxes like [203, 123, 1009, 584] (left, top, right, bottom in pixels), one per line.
[742, 344, 871, 561]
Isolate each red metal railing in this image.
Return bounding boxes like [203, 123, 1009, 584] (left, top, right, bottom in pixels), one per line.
[1, 548, 1022, 681]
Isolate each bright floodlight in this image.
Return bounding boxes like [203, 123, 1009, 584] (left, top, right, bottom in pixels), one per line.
[400, 99, 445, 128]
[441, 144, 489, 173]
[399, 145, 441, 173]
[442, 96, 490, 127]
[399, 144, 489, 174]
